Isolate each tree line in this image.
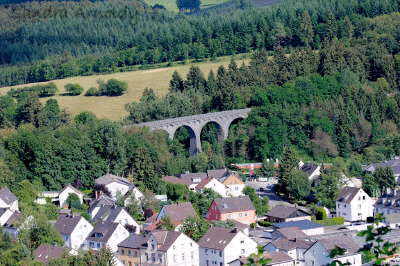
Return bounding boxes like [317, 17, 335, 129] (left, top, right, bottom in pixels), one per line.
[0, 0, 399, 86]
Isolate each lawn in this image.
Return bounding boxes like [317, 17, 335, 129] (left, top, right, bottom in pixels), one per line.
[0, 57, 250, 120]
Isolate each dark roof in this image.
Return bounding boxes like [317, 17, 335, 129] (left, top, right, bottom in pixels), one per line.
[265, 251, 295, 265]
[273, 220, 322, 230]
[159, 202, 197, 225]
[54, 215, 82, 235]
[274, 227, 308, 240]
[384, 213, 400, 224]
[33, 245, 65, 263]
[195, 177, 214, 190]
[198, 227, 240, 250]
[4, 211, 21, 228]
[162, 176, 192, 186]
[336, 187, 361, 204]
[118, 233, 146, 249]
[312, 236, 360, 256]
[179, 172, 207, 184]
[207, 169, 228, 179]
[92, 205, 124, 224]
[0, 188, 17, 205]
[267, 238, 314, 251]
[95, 173, 134, 188]
[301, 163, 319, 176]
[86, 222, 120, 243]
[151, 230, 182, 251]
[365, 158, 400, 176]
[266, 205, 310, 220]
[213, 196, 255, 214]
[89, 194, 115, 214]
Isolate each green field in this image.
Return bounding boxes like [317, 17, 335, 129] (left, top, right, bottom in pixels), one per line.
[145, 0, 227, 11]
[0, 57, 250, 120]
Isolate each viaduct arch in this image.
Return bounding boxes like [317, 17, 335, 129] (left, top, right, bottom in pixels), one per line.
[128, 108, 252, 155]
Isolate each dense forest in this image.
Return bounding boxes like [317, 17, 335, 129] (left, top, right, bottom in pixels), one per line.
[0, 0, 400, 194]
[0, 0, 399, 86]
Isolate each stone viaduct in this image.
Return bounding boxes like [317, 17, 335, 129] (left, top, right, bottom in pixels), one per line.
[127, 108, 252, 155]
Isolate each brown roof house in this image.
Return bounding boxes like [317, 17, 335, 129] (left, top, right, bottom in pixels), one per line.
[117, 233, 147, 266]
[265, 205, 311, 223]
[198, 227, 257, 266]
[156, 202, 197, 230]
[264, 236, 314, 264]
[139, 230, 199, 265]
[206, 196, 256, 225]
[54, 214, 93, 254]
[229, 251, 296, 266]
[33, 245, 66, 264]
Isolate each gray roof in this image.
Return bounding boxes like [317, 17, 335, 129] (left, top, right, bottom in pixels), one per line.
[151, 230, 182, 251]
[315, 235, 360, 255]
[92, 205, 124, 224]
[336, 187, 361, 204]
[89, 194, 115, 214]
[384, 213, 400, 224]
[95, 173, 134, 188]
[266, 205, 310, 220]
[213, 196, 255, 214]
[54, 215, 82, 235]
[180, 172, 207, 183]
[301, 163, 319, 176]
[365, 158, 400, 176]
[118, 233, 146, 249]
[0, 188, 17, 205]
[273, 220, 322, 230]
[265, 251, 296, 265]
[198, 227, 240, 250]
[273, 227, 308, 240]
[33, 245, 66, 263]
[86, 222, 120, 243]
[266, 238, 314, 251]
[162, 176, 193, 186]
[207, 169, 229, 179]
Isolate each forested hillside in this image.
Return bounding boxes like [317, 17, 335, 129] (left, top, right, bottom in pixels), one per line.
[0, 0, 399, 86]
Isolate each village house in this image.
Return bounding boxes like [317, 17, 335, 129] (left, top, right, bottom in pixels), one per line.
[140, 230, 199, 266]
[365, 158, 400, 182]
[195, 177, 227, 197]
[300, 163, 321, 181]
[206, 196, 256, 225]
[33, 245, 66, 264]
[229, 251, 296, 266]
[303, 236, 362, 266]
[265, 205, 311, 223]
[198, 227, 257, 266]
[336, 187, 374, 222]
[36, 185, 84, 208]
[3, 211, 22, 238]
[0, 187, 18, 211]
[91, 204, 140, 234]
[117, 233, 146, 266]
[95, 173, 140, 200]
[89, 194, 115, 218]
[0, 208, 15, 226]
[54, 214, 93, 254]
[156, 202, 197, 229]
[219, 174, 245, 197]
[85, 221, 130, 253]
[383, 213, 400, 229]
[374, 190, 400, 215]
[273, 220, 324, 236]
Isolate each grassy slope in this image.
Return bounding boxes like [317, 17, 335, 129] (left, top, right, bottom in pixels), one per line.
[0, 58, 250, 120]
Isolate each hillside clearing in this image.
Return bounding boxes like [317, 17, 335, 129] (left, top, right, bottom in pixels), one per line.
[0, 58, 250, 120]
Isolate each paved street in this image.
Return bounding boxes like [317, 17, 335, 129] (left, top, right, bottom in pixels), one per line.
[245, 179, 288, 207]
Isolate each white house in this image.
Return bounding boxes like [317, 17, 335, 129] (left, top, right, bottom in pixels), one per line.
[95, 173, 135, 200]
[219, 174, 245, 197]
[195, 177, 227, 197]
[198, 227, 257, 266]
[58, 185, 84, 208]
[85, 222, 130, 253]
[304, 236, 362, 266]
[301, 163, 321, 181]
[336, 187, 374, 222]
[54, 215, 93, 254]
[92, 205, 140, 234]
[141, 230, 199, 266]
[89, 194, 115, 218]
[0, 188, 18, 211]
[0, 208, 15, 226]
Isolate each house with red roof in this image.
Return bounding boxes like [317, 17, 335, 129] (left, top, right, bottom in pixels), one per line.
[156, 202, 198, 229]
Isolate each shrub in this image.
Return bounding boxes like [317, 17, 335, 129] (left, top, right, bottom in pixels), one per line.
[85, 87, 98, 96]
[257, 220, 272, 227]
[315, 207, 327, 220]
[314, 217, 344, 226]
[98, 79, 128, 96]
[8, 82, 58, 98]
[65, 83, 84, 96]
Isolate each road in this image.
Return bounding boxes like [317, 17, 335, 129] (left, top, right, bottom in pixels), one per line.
[245, 179, 288, 207]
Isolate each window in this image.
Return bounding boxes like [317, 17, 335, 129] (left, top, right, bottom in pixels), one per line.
[121, 249, 125, 255]
[205, 249, 208, 255]
[239, 213, 243, 217]
[241, 249, 245, 254]
[358, 204, 362, 209]
[158, 254, 163, 263]
[173, 255, 176, 262]
[363, 196, 366, 200]
[128, 250, 131, 255]
[152, 253, 156, 262]
[145, 253, 149, 261]
[89, 242, 95, 248]
[190, 242, 193, 247]
[151, 243, 155, 250]
[96, 243, 100, 249]
[240, 240, 244, 244]
[128, 262, 132, 266]
[235, 187, 238, 191]
[220, 263, 223, 266]
[182, 253, 185, 260]
[191, 251, 194, 259]
[206, 260, 209, 266]
[219, 251, 222, 257]
[173, 245, 176, 250]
